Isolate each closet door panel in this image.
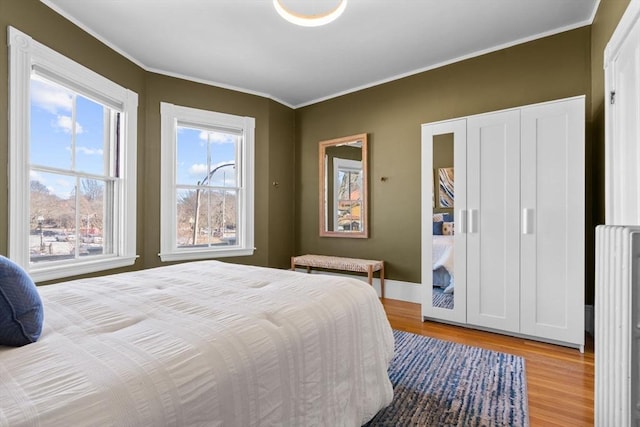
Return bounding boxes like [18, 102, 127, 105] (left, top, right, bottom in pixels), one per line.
[520, 97, 584, 345]
[466, 111, 520, 332]
[421, 119, 467, 324]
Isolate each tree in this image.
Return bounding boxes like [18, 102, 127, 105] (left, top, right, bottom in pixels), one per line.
[30, 180, 56, 228]
[30, 180, 50, 194]
[81, 179, 103, 202]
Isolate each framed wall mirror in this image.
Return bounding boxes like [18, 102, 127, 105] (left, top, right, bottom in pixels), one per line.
[319, 133, 368, 238]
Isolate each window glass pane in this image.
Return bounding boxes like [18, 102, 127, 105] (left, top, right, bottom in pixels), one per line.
[175, 188, 238, 248]
[209, 133, 238, 188]
[337, 170, 362, 202]
[29, 173, 113, 264]
[208, 162, 236, 188]
[30, 76, 74, 170]
[29, 172, 76, 263]
[176, 125, 238, 187]
[176, 189, 198, 247]
[337, 200, 362, 232]
[176, 126, 207, 186]
[75, 95, 106, 176]
[204, 189, 238, 246]
[78, 178, 107, 257]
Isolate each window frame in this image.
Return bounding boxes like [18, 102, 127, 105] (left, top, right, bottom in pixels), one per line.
[8, 27, 138, 281]
[159, 102, 255, 262]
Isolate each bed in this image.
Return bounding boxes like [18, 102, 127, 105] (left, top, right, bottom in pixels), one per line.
[432, 235, 454, 293]
[0, 260, 394, 426]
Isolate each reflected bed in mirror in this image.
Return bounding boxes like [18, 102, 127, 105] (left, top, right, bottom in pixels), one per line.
[319, 133, 368, 238]
[432, 133, 454, 310]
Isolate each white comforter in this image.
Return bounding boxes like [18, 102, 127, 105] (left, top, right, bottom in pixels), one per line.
[0, 261, 394, 427]
[432, 235, 455, 292]
[432, 235, 454, 275]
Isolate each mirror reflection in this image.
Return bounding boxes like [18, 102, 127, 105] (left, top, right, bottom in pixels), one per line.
[319, 134, 368, 238]
[432, 133, 455, 309]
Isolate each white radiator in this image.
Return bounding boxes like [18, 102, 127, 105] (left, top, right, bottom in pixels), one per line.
[595, 225, 640, 427]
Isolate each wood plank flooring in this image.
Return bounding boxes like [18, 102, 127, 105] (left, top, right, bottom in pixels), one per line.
[380, 298, 594, 426]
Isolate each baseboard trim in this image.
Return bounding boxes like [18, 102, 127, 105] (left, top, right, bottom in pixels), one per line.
[382, 278, 422, 303]
[423, 315, 585, 352]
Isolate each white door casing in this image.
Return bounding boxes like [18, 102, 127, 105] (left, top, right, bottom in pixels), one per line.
[605, 0, 640, 226]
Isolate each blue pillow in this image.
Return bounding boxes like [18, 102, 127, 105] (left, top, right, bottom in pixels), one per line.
[433, 221, 443, 235]
[0, 256, 43, 346]
[443, 213, 454, 222]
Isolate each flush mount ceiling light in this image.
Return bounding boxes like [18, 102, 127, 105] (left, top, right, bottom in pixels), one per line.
[273, 0, 347, 27]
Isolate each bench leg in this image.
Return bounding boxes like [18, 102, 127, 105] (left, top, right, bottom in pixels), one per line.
[380, 265, 385, 299]
[367, 265, 373, 287]
[290, 257, 295, 270]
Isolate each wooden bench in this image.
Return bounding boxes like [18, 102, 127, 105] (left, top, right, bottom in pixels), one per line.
[291, 254, 385, 298]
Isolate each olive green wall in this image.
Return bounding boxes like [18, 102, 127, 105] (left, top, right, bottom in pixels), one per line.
[267, 100, 296, 269]
[0, 0, 296, 279]
[295, 27, 592, 291]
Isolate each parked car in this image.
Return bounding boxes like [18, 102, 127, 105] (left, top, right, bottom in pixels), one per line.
[55, 234, 76, 242]
[81, 235, 103, 244]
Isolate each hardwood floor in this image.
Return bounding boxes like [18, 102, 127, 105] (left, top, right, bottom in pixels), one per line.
[380, 298, 594, 426]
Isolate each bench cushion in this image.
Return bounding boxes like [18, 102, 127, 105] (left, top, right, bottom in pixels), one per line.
[292, 255, 383, 273]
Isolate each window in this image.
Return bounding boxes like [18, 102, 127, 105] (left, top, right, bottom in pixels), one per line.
[8, 27, 138, 281]
[333, 158, 363, 231]
[159, 103, 254, 261]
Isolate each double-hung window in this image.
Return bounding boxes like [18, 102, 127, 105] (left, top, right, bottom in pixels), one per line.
[159, 103, 255, 261]
[8, 27, 138, 281]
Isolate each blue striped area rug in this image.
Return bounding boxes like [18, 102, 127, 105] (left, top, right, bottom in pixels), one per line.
[365, 330, 529, 426]
[432, 287, 454, 310]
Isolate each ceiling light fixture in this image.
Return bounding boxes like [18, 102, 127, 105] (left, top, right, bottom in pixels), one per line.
[273, 0, 347, 27]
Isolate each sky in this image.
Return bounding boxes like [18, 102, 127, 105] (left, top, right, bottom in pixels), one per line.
[176, 127, 237, 188]
[29, 74, 237, 199]
[30, 76, 103, 198]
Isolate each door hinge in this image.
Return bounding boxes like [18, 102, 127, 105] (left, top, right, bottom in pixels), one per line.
[610, 91, 616, 105]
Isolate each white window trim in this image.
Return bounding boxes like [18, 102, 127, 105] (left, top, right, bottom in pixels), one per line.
[159, 102, 255, 262]
[8, 27, 138, 281]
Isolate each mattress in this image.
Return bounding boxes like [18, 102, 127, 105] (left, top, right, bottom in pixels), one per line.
[0, 261, 394, 427]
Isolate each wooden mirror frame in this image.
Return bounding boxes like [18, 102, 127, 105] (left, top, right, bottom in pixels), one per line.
[319, 133, 368, 238]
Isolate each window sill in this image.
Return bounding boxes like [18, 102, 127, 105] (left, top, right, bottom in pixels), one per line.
[30, 255, 139, 283]
[159, 247, 255, 263]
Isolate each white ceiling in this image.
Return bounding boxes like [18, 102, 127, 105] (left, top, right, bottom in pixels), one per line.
[41, 0, 600, 108]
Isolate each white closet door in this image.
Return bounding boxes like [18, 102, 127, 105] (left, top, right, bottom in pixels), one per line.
[466, 110, 520, 332]
[520, 97, 585, 345]
[421, 119, 467, 324]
